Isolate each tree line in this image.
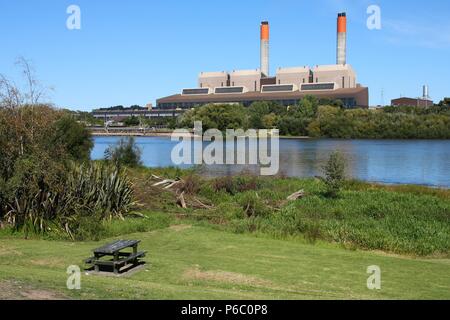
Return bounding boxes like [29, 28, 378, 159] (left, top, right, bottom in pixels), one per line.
[178, 96, 450, 139]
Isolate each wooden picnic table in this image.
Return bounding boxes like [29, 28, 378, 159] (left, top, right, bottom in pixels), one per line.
[85, 240, 146, 274]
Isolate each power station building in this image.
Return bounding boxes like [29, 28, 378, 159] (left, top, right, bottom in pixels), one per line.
[157, 13, 369, 109]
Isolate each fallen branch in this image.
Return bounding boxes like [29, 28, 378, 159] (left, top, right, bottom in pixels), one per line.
[153, 179, 178, 187]
[287, 189, 305, 201]
[177, 192, 187, 209]
[164, 180, 182, 189]
[151, 174, 163, 181]
[192, 197, 214, 209]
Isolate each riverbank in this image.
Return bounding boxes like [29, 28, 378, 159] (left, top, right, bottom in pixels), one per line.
[89, 128, 175, 137]
[89, 129, 310, 139]
[127, 167, 450, 257]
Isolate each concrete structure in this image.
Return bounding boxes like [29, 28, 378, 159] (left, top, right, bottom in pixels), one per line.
[230, 69, 261, 92]
[157, 87, 368, 109]
[198, 71, 229, 89]
[391, 97, 434, 108]
[260, 21, 270, 77]
[423, 85, 430, 100]
[337, 12, 347, 65]
[312, 64, 356, 89]
[276, 66, 311, 88]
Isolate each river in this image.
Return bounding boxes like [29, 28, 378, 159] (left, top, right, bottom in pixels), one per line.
[91, 136, 450, 188]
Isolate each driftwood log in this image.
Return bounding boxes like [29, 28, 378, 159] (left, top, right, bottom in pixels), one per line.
[177, 192, 187, 209]
[286, 189, 305, 201]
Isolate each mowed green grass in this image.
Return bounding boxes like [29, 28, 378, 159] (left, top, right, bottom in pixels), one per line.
[0, 223, 449, 300]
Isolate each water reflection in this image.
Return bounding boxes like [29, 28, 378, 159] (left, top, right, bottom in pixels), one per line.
[91, 137, 450, 188]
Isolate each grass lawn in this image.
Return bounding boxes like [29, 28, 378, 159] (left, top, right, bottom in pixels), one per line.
[0, 222, 449, 300]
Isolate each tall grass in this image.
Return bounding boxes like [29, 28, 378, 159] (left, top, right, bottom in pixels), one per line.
[176, 174, 449, 256]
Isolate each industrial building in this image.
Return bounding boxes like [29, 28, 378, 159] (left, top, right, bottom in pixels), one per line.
[391, 85, 434, 107]
[157, 13, 369, 109]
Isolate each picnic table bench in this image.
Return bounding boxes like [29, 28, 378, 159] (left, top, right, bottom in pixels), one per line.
[85, 240, 146, 274]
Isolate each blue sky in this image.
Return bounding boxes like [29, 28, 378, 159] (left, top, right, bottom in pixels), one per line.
[1, 0, 449, 110]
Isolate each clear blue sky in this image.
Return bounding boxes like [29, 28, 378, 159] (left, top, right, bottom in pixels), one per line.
[1, 0, 449, 110]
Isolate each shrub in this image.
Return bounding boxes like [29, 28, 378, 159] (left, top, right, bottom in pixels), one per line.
[213, 175, 260, 195]
[322, 151, 346, 198]
[178, 174, 202, 195]
[304, 222, 322, 244]
[4, 162, 137, 239]
[238, 192, 270, 218]
[69, 211, 106, 241]
[104, 137, 142, 168]
[213, 176, 236, 194]
[235, 175, 260, 193]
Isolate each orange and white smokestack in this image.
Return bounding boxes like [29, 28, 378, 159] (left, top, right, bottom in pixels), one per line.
[337, 12, 347, 65]
[260, 21, 269, 77]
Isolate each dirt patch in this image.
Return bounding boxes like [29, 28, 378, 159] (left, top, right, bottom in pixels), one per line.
[21, 289, 65, 300]
[169, 224, 192, 232]
[183, 266, 271, 287]
[0, 280, 67, 300]
[0, 245, 22, 257]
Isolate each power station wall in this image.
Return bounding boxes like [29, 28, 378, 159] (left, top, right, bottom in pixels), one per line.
[198, 71, 229, 89]
[157, 87, 369, 109]
[312, 65, 356, 89]
[276, 67, 311, 88]
[230, 70, 261, 92]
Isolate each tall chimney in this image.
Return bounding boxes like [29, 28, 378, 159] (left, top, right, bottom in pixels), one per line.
[337, 12, 347, 65]
[423, 85, 429, 99]
[260, 21, 270, 77]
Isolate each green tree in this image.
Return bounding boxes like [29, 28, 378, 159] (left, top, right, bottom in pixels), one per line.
[322, 151, 346, 198]
[298, 95, 319, 118]
[247, 101, 271, 128]
[50, 115, 93, 162]
[104, 137, 142, 168]
[124, 116, 140, 126]
[179, 104, 248, 131]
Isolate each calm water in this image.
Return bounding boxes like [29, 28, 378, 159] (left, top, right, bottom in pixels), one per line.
[91, 136, 450, 188]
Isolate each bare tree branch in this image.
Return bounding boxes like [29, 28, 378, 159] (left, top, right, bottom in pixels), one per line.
[0, 74, 23, 109]
[15, 56, 51, 105]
